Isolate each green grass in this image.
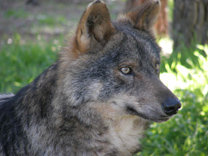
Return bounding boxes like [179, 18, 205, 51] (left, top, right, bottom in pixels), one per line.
[4, 9, 28, 18]
[36, 14, 67, 25]
[0, 34, 208, 155]
[0, 34, 62, 92]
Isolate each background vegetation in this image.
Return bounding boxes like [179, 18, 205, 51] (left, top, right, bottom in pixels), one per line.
[0, 0, 207, 155]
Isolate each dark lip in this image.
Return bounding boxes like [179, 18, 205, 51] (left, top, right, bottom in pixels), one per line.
[165, 109, 179, 116]
[126, 106, 170, 122]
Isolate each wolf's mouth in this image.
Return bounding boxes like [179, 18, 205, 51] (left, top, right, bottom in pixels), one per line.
[126, 106, 169, 122]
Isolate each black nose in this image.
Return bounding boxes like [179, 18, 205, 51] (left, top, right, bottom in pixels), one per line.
[162, 97, 181, 116]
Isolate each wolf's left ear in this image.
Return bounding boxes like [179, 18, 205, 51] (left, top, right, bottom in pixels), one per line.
[73, 0, 115, 55]
[118, 0, 160, 33]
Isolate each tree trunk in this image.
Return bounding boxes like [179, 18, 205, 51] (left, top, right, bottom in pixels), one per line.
[172, 0, 208, 50]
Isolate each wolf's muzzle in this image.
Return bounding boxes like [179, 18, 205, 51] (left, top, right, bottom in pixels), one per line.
[162, 97, 181, 116]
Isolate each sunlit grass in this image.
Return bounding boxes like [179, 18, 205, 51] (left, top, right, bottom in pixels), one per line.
[159, 37, 173, 55]
[161, 48, 208, 92]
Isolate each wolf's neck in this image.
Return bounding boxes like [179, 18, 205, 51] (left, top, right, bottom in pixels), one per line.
[16, 63, 58, 117]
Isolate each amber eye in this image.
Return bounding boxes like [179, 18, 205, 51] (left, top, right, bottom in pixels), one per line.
[120, 67, 132, 75]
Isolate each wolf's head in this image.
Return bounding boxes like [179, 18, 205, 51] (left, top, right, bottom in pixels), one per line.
[59, 0, 181, 124]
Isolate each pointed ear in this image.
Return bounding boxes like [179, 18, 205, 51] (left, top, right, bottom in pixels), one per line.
[73, 0, 115, 55]
[119, 0, 160, 33]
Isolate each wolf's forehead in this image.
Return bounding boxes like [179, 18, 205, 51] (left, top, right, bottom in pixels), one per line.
[114, 24, 160, 60]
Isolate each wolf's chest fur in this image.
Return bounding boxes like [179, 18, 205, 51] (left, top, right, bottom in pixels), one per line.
[107, 116, 148, 156]
[91, 96, 149, 155]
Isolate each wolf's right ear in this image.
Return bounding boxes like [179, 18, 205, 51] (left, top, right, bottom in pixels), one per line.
[72, 0, 115, 56]
[118, 0, 160, 33]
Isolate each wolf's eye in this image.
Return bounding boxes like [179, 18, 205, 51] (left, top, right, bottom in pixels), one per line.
[120, 67, 132, 75]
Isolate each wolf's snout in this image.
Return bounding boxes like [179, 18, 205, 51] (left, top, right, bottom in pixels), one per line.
[162, 97, 181, 116]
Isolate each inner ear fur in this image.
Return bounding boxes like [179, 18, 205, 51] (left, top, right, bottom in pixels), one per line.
[118, 0, 160, 33]
[73, 0, 115, 55]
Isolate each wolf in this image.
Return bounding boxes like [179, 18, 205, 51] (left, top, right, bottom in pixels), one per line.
[0, 0, 181, 155]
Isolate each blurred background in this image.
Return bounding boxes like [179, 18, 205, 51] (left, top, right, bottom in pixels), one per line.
[0, 0, 208, 155]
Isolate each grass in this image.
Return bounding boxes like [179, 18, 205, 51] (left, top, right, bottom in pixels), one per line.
[4, 9, 28, 18]
[36, 14, 67, 25]
[0, 34, 62, 92]
[0, 34, 207, 155]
